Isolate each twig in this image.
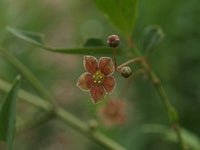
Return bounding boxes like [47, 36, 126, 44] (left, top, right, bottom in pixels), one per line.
[16, 111, 55, 133]
[113, 48, 117, 70]
[0, 47, 54, 104]
[127, 37, 188, 150]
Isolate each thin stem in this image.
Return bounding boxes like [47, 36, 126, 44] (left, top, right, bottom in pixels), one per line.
[127, 37, 188, 150]
[149, 72, 188, 150]
[113, 48, 117, 70]
[117, 57, 149, 72]
[117, 57, 143, 71]
[0, 79, 126, 150]
[0, 47, 53, 103]
[16, 111, 55, 133]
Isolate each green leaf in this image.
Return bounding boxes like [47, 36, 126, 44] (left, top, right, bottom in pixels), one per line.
[7, 27, 44, 46]
[142, 124, 200, 150]
[52, 47, 116, 55]
[94, 0, 138, 36]
[141, 25, 165, 54]
[7, 27, 122, 55]
[83, 38, 105, 47]
[0, 75, 21, 150]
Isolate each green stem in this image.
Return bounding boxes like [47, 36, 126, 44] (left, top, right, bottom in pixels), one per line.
[113, 48, 117, 70]
[117, 57, 145, 71]
[149, 71, 188, 150]
[0, 78, 126, 150]
[127, 38, 188, 150]
[0, 47, 53, 103]
[16, 111, 55, 133]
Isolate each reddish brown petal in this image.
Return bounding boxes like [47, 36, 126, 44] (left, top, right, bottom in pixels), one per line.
[77, 72, 94, 91]
[103, 76, 116, 93]
[99, 57, 114, 75]
[84, 56, 98, 74]
[90, 85, 105, 103]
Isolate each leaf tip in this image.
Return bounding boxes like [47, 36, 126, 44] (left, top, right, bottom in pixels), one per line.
[15, 75, 21, 81]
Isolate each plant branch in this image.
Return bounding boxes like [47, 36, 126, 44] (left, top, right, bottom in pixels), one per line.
[16, 111, 55, 133]
[0, 78, 126, 150]
[117, 56, 150, 72]
[127, 37, 188, 150]
[148, 71, 188, 150]
[113, 48, 117, 70]
[0, 47, 53, 103]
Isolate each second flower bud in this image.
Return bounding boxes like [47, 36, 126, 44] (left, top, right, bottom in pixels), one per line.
[120, 66, 132, 78]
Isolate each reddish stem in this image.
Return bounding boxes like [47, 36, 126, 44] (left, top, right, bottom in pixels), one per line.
[113, 48, 117, 70]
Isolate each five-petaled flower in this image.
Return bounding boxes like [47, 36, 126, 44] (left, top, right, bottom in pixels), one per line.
[77, 56, 116, 104]
[99, 99, 127, 126]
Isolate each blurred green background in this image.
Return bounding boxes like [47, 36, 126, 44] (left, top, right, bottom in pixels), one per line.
[0, 0, 200, 150]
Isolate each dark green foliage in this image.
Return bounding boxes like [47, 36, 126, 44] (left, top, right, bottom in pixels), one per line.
[141, 25, 164, 54]
[0, 75, 21, 150]
[83, 38, 105, 47]
[95, 0, 138, 36]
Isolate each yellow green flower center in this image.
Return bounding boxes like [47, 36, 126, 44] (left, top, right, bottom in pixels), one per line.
[93, 70, 105, 84]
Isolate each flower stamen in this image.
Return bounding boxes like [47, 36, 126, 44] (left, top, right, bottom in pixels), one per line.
[93, 70, 105, 85]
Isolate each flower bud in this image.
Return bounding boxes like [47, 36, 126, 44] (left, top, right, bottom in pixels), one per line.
[88, 119, 98, 130]
[120, 66, 132, 78]
[107, 35, 120, 47]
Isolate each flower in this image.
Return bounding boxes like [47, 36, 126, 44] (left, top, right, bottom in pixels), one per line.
[77, 56, 116, 104]
[99, 99, 127, 126]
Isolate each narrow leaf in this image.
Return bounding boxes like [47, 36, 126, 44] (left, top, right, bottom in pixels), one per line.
[142, 124, 200, 150]
[7, 27, 44, 46]
[83, 38, 105, 47]
[0, 47, 52, 102]
[7, 27, 122, 55]
[43, 47, 119, 55]
[0, 75, 21, 150]
[141, 25, 165, 54]
[94, 0, 138, 36]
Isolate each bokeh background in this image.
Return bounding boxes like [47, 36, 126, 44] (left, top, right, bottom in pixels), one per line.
[0, 0, 200, 150]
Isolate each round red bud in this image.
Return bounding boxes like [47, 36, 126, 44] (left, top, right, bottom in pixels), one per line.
[107, 34, 120, 47]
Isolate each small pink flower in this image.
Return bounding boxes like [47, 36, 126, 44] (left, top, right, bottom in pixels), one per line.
[99, 100, 127, 126]
[77, 56, 116, 104]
